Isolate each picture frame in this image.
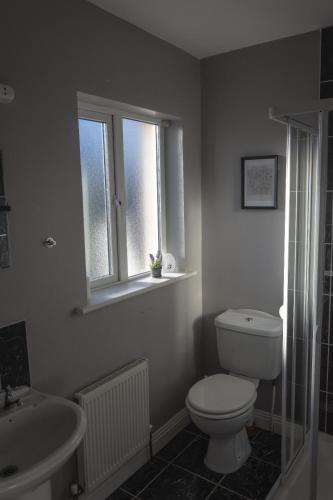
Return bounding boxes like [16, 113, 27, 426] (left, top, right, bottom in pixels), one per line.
[241, 155, 278, 209]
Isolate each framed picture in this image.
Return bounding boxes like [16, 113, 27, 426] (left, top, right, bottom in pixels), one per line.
[241, 155, 278, 209]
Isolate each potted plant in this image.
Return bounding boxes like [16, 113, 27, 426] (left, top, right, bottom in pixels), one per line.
[149, 251, 162, 278]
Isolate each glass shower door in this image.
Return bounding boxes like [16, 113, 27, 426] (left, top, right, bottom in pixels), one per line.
[282, 122, 319, 480]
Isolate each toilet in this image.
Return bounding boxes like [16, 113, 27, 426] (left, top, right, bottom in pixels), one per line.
[186, 308, 282, 474]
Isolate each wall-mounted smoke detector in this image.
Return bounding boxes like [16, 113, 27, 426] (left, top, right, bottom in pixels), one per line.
[0, 84, 15, 104]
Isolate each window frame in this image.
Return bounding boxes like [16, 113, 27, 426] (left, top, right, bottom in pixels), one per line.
[78, 101, 166, 290]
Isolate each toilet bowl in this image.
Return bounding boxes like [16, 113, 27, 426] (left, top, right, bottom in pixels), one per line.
[186, 373, 257, 473]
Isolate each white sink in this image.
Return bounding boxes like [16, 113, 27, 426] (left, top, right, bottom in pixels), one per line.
[279, 305, 285, 320]
[0, 389, 86, 499]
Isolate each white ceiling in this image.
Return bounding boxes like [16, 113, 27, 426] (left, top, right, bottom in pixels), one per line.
[87, 0, 333, 59]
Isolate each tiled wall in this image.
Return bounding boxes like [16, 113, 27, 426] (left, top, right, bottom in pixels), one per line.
[320, 27, 333, 99]
[0, 322, 30, 388]
[0, 152, 10, 268]
[319, 27, 333, 433]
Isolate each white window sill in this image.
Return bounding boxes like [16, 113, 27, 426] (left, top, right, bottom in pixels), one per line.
[75, 272, 197, 315]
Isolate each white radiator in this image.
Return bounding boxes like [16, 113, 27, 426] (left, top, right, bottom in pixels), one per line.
[75, 359, 150, 496]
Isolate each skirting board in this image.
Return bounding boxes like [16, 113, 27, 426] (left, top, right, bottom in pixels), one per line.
[79, 407, 286, 500]
[152, 407, 191, 455]
[253, 408, 303, 441]
[79, 408, 190, 500]
[253, 408, 283, 434]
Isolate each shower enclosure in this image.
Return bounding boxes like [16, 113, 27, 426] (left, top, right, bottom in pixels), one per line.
[270, 100, 333, 500]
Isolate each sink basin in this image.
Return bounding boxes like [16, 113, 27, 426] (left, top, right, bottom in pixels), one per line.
[0, 389, 86, 499]
[279, 305, 285, 320]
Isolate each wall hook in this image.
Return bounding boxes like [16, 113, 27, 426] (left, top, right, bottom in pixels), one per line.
[43, 237, 57, 249]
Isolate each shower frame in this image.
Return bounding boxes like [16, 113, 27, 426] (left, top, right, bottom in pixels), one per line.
[270, 97, 333, 500]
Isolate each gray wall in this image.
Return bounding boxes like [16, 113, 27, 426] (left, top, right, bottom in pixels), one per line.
[201, 31, 320, 410]
[0, 0, 202, 496]
[0, 0, 324, 494]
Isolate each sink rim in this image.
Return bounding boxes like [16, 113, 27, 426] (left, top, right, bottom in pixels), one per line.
[0, 389, 86, 499]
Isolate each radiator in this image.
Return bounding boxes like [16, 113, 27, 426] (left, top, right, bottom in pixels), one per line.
[75, 359, 150, 495]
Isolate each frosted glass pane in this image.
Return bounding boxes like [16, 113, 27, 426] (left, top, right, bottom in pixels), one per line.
[122, 119, 159, 277]
[78, 118, 111, 280]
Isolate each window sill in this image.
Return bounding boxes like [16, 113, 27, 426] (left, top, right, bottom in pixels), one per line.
[75, 272, 197, 315]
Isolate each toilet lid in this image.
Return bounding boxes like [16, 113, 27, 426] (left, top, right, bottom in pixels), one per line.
[187, 374, 257, 415]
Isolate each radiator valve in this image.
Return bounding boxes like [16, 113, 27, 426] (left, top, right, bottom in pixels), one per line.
[70, 483, 84, 498]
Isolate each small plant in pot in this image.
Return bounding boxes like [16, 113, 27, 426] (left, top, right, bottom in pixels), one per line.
[149, 251, 162, 278]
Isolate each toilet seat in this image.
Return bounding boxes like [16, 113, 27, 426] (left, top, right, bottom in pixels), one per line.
[186, 374, 257, 420]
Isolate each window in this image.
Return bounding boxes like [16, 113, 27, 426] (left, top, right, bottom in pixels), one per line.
[78, 104, 164, 289]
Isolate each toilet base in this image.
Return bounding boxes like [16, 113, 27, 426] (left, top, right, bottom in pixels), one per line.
[204, 427, 251, 474]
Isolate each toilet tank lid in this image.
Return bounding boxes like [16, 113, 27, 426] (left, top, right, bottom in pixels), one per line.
[215, 308, 282, 337]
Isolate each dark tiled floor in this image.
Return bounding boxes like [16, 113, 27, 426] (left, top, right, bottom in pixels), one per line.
[107, 425, 281, 500]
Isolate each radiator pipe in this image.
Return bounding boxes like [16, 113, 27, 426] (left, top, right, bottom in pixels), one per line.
[149, 424, 153, 459]
[70, 483, 84, 499]
[271, 379, 277, 433]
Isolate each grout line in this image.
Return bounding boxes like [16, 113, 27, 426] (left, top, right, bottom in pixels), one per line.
[156, 433, 200, 463]
[250, 455, 281, 469]
[323, 389, 333, 396]
[218, 474, 227, 486]
[183, 426, 208, 440]
[217, 484, 252, 500]
[119, 432, 281, 499]
[119, 488, 137, 498]
[249, 430, 263, 444]
[204, 484, 220, 499]
[134, 435, 201, 497]
[125, 461, 171, 498]
[154, 455, 172, 465]
[166, 434, 201, 461]
[170, 461, 223, 486]
[324, 206, 333, 432]
[183, 429, 202, 438]
[217, 476, 252, 499]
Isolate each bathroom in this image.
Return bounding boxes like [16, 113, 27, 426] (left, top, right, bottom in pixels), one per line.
[0, 1, 333, 499]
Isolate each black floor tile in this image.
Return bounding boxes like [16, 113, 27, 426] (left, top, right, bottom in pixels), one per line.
[108, 427, 281, 500]
[157, 430, 196, 461]
[138, 464, 214, 500]
[121, 458, 166, 495]
[250, 430, 281, 467]
[174, 437, 223, 483]
[107, 489, 134, 499]
[221, 458, 280, 500]
[246, 426, 262, 443]
[184, 422, 202, 436]
[208, 486, 249, 499]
